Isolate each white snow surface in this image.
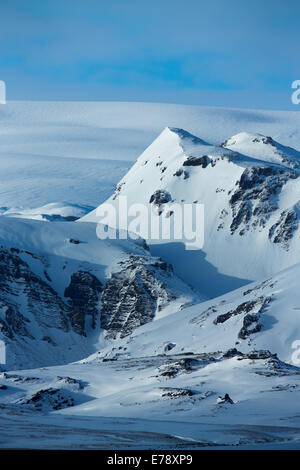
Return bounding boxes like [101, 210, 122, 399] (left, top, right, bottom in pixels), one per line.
[1, 101, 300, 448]
[0, 202, 94, 221]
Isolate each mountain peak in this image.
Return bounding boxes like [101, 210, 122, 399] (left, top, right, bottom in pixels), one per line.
[223, 132, 276, 147]
[165, 127, 209, 145]
[223, 131, 300, 169]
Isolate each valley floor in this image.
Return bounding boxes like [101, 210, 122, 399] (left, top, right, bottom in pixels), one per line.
[2, 351, 300, 449]
[2, 408, 300, 449]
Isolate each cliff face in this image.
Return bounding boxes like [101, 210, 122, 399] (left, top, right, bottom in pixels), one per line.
[100, 256, 175, 339]
[64, 271, 103, 336]
[0, 218, 197, 370]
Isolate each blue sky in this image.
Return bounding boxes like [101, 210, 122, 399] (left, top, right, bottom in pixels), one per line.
[1, 0, 299, 109]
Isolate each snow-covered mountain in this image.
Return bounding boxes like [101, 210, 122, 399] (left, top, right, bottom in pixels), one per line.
[83, 127, 300, 297]
[0, 217, 198, 370]
[2, 262, 300, 448]
[222, 132, 300, 170]
[2, 102, 300, 448]
[97, 260, 300, 363]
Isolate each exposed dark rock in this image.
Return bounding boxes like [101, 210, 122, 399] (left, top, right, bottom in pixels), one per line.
[214, 296, 271, 326]
[183, 155, 210, 168]
[112, 182, 125, 200]
[0, 246, 182, 348]
[243, 279, 274, 296]
[228, 166, 298, 235]
[249, 353, 300, 377]
[68, 238, 81, 244]
[42, 214, 79, 222]
[241, 350, 277, 360]
[238, 313, 262, 339]
[10, 247, 20, 254]
[19, 387, 75, 411]
[43, 270, 52, 282]
[158, 356, 214, 379]
[1, 373, 42, 383]
[0, 240, 186, 368]
[161, 387, 195, 398]
[3, 304, 32, 339]
[269, 209, 299, 248]
[0, 247, 69, 339]
[149, 190, 172, 205]
[173, 169, 189, 179]
[217, 393, 234, 404]
[64, 271, 103, 335]
[101, 257, 175, 339]
[222, 348, 243, 359]
[164, 342, 176, 352]
[102, 357, 118, 362]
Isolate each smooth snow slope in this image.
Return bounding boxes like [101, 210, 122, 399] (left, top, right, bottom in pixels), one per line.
[0, 153, 130, 211]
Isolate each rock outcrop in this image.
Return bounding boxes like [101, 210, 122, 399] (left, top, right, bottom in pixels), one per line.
[100, 256, 175, 338]
[0, 247, 70, 340]
[229, 166, 298, 236]
[64, 271, 103, 335]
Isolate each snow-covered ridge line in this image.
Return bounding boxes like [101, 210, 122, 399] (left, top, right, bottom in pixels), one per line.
[82, 126, 300, 297]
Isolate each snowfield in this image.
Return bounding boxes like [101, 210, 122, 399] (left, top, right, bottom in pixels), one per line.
[1, 101, 300, 449]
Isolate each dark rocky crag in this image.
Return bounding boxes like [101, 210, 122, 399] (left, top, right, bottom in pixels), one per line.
[228, 166, 298, 238]
[101, 256, 175, 339]
[0, 247, 70, 341]
[0, 245, 182, 366]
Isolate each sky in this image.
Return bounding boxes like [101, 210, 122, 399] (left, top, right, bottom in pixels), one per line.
[0, 0, 299, 110]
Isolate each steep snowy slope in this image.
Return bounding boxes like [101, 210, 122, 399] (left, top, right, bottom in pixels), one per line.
[83, 127, 300, 296]
[0, 217, 198, 370]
